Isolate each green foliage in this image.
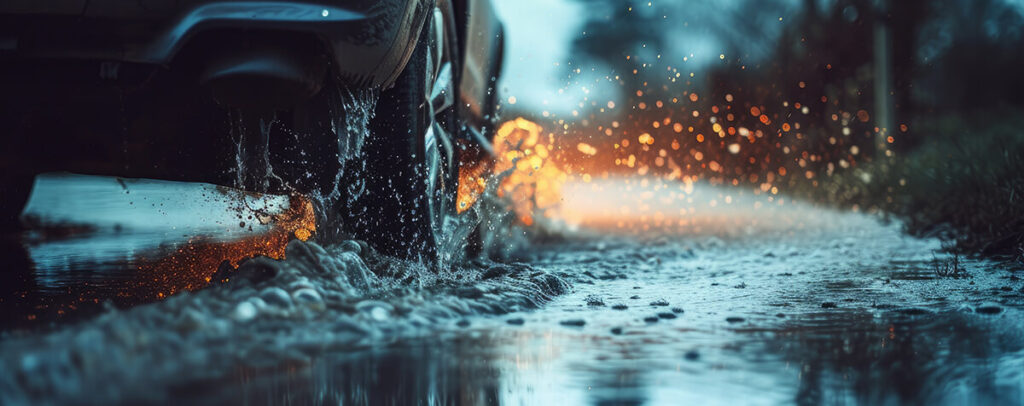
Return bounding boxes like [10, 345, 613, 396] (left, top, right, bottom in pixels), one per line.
[795, 110, 1024, 258]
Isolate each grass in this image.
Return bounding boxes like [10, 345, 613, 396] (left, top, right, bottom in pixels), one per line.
[793, 109, 1024, 260]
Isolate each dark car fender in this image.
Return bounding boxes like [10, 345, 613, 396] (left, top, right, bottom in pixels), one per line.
[453, 0, 504, 129]
[0, 0, 434, 89]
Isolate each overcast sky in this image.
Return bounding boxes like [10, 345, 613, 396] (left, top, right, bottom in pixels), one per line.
[491, 0, 794, 117]
[492, 0, 590, 116]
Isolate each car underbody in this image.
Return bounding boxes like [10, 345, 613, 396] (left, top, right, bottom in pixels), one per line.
[0, 0, 505, 261]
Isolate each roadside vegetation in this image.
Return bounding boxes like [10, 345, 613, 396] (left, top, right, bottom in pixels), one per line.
[793, 111, 1024, 260]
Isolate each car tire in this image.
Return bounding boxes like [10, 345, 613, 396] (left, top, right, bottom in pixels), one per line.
[0, 172, 33, 231]
[343, 17, 449, 264]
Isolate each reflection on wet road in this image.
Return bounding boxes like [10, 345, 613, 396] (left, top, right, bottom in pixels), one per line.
[221, 179, 1024, 404]
[1, 173, 314, 328]
[2, 178, 1023, 404]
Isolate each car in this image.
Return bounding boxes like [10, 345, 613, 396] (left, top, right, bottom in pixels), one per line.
[0, 0, 504, 263]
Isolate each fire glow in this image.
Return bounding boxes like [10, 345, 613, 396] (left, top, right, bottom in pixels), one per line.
[135, 195, 316, 300]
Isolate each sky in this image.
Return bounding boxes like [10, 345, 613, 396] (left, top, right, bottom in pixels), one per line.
[492, 0, 592, 116]
[491, 0, 798, 117]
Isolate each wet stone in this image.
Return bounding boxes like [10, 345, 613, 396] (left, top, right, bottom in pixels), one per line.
[177, 308, 208, 331]
[356, 301, 394, 321]
[236, 258, 279, 284]
[211, 260, 236, 284]
[610, 327, 623, 335]
[895, 307, 931, 316]
[338, 240, 362, 254]
[332, 316, 367, 334]
[611, 304, 629, 310]
[355, 240, 370, 254]
[671, 307, 684, 314]
[976, 305, 1004, 315]
[643, 316, 659, 323]
[560, 319, 586, 327]
[292, 288, 324, 311]
[649, 299, 670, 307]
[629, 295, 641, 300]
[821, 302, 838, 309]
[657, 312, 676, 319]
[775, 313, 786, 318]
[506, 318, 525, 325]
[456, 286, 485, 299]
[288, 279, 316, 292]
[726, 317, 745, 323]
[456, 320, 471, 328]
[585, 295, 605, 306]
[259, 287, 293, 309]
[232, 302, 257, 322]
[482, 264, 516, 279]
[684, 351, 700, 361]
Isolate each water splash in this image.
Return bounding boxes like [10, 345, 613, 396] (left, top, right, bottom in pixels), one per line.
[0, 238, 567, 404]
[229, 111, 285, 194]
[312, 87, 379, 241]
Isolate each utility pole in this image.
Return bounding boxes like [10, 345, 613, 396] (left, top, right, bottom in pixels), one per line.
[873, 0, 895, 156]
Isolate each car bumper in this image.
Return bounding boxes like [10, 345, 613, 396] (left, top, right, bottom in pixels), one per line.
[0, 0, 429, 88]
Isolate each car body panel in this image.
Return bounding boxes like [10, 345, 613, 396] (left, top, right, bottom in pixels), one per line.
[0, 1, 85, 15]
[0, 0, 502, 124]
[0, 0, 429, 88]
[0, 0, 503, 143]
[456, 0, 503, 128]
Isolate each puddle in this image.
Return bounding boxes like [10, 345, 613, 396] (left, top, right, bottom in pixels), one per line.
[1, 181, 1023, 404]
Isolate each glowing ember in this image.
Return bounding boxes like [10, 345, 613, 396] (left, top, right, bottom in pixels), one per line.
[493, 118, 569, 225]
[457, 161, 489, 214]
[134, 194, 316, 300]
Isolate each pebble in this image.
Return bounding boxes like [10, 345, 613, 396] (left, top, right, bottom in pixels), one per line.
[560, 319, 586, 327]
[259, 287, 293, 308]
[684, 350, 700, 361]
[643, 316, 659, 323]
[456, 320, 471, 327]
[292, 288, 324, 311]
[356, 300, 394, 321]
[895, 307, 931, 316]
[671, 307, 684, 314]
[232, 301, 257, 322]
[630, 295, 641, 300]
[650, 299, 670, 307]
[507, 318, 525, 325]
[726, 317, 745, 323]
[611, 304, 629, 310]
[821, 302, 838, 309]
[456, 286, 485, 299]
[610, 327, 623, 335]
[289, 279, 316, 292]
[483, 264, 515, 279]
[976, 305, 1004, 315]
[338, 240, 362, 254]
[657, 312, 677, 319]
[177, 308, 207, 330]
[585, 295, 605, 306]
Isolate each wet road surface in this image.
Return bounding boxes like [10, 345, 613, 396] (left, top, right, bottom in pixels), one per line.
[2, 179, 1023, 405]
